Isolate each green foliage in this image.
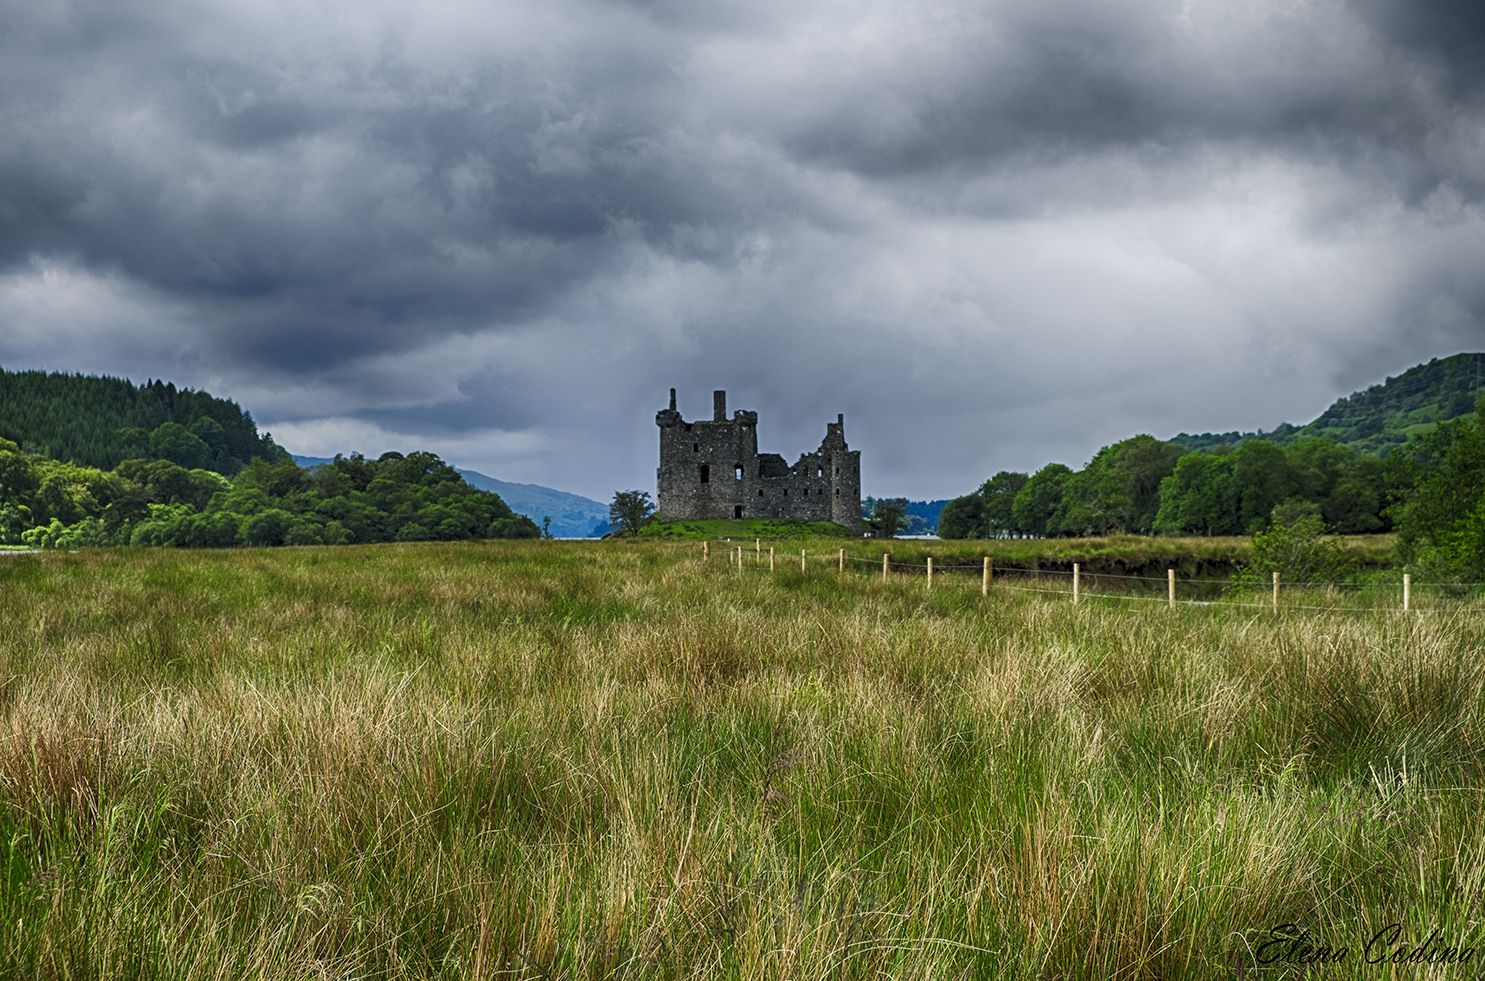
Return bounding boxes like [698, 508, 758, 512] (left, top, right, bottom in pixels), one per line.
[1387, 396, 1485, 585]
[149, 421, 213, 469]
[1154, 452, 1231, 535]
[0, 438, 40, 509]
[1231, 511, 1354, 591]
[609, 489, 656, 537]
[0, 439, 537, 549]
[935, 495, 986, 539]
[1011, 463, 1071, 537]
[1050, 436, 1186, 536]
[115, 459, 228, 510]
[0, 368, 288, 475]
[868, 497, 908, 538]
[976, 470, 1028, 537]
[1173, 351, 1485, 456]
[960, 354, 1485, 541]
[964, 434, 1391, 541]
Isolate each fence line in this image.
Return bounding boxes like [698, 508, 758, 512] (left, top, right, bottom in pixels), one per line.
[699, 542, 1451, 613]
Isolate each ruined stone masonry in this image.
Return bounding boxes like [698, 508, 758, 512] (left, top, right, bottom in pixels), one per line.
[656, 389, 862, 533]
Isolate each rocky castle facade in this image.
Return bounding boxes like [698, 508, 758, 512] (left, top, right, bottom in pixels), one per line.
[656, 389, 861, 533]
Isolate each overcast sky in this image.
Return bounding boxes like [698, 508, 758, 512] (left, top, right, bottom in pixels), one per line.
[3, 0, 1484, 501]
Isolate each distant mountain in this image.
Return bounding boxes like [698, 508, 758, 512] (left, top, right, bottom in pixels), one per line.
[292, 456, 609, 537]
[453, 470, 609, 538]
[1171, 353, 1485, 456]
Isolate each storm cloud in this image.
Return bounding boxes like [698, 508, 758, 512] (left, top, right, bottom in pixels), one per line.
[2, 0, 1483, 500]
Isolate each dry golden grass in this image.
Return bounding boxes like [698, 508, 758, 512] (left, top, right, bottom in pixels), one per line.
[1, 540, 1482, 979]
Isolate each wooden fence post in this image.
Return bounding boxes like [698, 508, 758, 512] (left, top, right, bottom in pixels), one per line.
[1073, 563, 1080, 604]
[1168, 569, 1175, 608]
[801, 550, 806, 572]
[703, 541, 709, 560]
[983, 556, 990, 596]
[1273, 571, 1279, 612]
[769, 547, 775, 571]
[1403, 573, 1411, 612]
[927, 557, 933, 589]
[839, 548, 845, 573]
[756, 538, 761, 556]
[883, 553, 889, 581]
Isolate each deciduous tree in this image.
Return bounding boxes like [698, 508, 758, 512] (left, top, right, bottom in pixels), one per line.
[609, 490, 656, 537]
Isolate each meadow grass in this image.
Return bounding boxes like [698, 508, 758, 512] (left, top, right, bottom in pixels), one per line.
[2, 539, 1483, 979]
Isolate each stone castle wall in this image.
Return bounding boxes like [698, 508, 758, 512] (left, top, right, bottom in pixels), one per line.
[656, 389, 862, 533]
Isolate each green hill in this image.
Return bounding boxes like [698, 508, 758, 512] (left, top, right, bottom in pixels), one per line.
[0, 367, 288, 476]
[1172, 353, 1485, 456]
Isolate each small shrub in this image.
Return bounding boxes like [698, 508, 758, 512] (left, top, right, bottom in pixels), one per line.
[1231, 512, 1353, 590]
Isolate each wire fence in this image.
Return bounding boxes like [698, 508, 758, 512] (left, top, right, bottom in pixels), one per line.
[697, 540, 1464, 614]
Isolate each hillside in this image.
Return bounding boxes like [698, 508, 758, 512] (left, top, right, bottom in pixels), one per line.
[0, 366, 288, 475]
[1172, 353, 1485, 455]
[454, 470, 609, 538]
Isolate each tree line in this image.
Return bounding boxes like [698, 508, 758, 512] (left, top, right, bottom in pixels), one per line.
[0, 442, 539, 548]
[938, 432, 1395, 541]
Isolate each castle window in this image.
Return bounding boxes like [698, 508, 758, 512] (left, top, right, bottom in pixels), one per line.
[758, 489, 764, 496]
[783, 488, 787, 496]
[835, 489, 839, 496]
[802, 489, 807, 496]
[735, 465, 743, 480]
[699, 465, 710, 483]
[693, 443, 699, 452]
[734, 505, 743, 519]
[817, 467, 823, 477]
[684, 424, 692, 432]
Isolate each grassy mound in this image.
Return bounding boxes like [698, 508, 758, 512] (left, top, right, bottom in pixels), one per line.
[640, 517, 857, 540]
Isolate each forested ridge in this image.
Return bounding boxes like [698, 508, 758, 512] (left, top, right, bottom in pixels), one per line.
[939, 354, 1485, 581]
[1171, 352, 1485, 455]
[0, 367, 540, 548]
[0, 367, 288, 475]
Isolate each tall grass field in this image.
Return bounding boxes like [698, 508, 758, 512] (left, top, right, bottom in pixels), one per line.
[3, 539, 1484, 979]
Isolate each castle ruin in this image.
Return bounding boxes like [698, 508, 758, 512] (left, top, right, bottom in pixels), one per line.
[656, 389, 862, 533]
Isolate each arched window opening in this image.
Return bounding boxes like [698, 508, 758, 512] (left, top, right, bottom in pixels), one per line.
[699, 465, 710, 484]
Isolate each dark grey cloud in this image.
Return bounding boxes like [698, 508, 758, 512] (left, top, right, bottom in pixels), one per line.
[1, 0, 1484, 500]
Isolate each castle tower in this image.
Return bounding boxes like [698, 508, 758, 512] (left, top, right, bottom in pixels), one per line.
[656, 390, 860, 533]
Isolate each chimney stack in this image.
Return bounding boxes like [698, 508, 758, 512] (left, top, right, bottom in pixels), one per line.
[669, 388, 677, 411]
[714, 390, 727, 422]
